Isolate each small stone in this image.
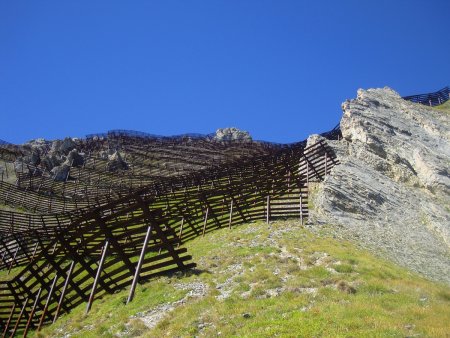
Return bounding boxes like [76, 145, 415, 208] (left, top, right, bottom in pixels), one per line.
[242, 313, 251, 318]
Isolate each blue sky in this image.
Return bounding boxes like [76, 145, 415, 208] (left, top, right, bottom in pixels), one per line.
[1, 1, 449, 144]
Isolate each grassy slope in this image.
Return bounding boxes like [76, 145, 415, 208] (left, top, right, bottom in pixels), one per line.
[433, 100, 450, 114]
[33, 220, 450, 338]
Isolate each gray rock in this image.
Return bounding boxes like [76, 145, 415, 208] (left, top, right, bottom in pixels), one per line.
[51, 162, 71, 181]
[50, 140, 62, 153]
[99, 150, 114, 160]
[23, 138, 49, 152]
[107, 151, 128, 172]
[20, 149, 41, 166]
[51, 137, 76, 154]
[41, 154, 63, 171]
[13, 149, 41, 173]
[310, 87, 450, 284]
[213, 127, 252, 142]
[66, 149, 84, 167]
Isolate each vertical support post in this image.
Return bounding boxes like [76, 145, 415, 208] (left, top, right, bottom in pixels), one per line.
[2, 303, 16, 338]
[228, 200, 233, 229]
[1, 251, 6, 266]
[177, 218, 184, 248]
[127, 226, 152, 304]
[266, 195, 270, 224]
[23, 288, 42, 338]
[299, 193, 303, 225]
[30, 242, 39, 262]
[287, 171, 291, 192]
[86, 240, 109, 314]
[46, 242, 58, 270]
[10, 297, 29, 338]
[202, 207, 209, 237]
[53, 261, 75, 323]
[324, 152, 328, 178]
[306, 162, 309, 186]
[37, 274, 58, 331]
[8, 247, 19, 274]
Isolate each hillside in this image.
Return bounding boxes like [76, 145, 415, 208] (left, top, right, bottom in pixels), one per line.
[33, 220, 450, 337]
[1, 86, 449, 337]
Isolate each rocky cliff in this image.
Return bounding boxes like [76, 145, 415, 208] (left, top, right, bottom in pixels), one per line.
[309, 87, 450, 284]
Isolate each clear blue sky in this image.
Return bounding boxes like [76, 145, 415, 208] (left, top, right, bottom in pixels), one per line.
[1, 1, 449, 144]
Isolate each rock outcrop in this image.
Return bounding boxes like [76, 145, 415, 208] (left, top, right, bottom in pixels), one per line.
[310, 87, 450, 284]
[213, 127, 252, 142]
[51, 137, 76, 154]
[107, 151, 129, 172]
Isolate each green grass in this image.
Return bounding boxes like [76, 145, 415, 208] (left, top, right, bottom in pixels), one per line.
[433, 100, 450, 114]
[32, 220, 450, 337]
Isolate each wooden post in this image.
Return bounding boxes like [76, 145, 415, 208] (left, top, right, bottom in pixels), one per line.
[324, 152, 328, 177]
[86, 240, 109, 314]
[54, 261, 75, 323]
[0, 251, 6, 267]
[37, 274, 58, 331]
[7, 246, 19, 274]
[266, 195, 270, 224]
[287, 171, 291, 191]
[306, 162, 309, 185]
[300, 193, 304, 225]
[202, 207, 209, 237]
[2, 303, 16, 338]
[46, 242, 57, 270]
[228, 200, 233, 229]
[23, 288, 42, 337]
[10, 297, 29, 338]
[30, 242, 39, 262]
[177, 218, 184, 248]
[127, 226, 152, 304]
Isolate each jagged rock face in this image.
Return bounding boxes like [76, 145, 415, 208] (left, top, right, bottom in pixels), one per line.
[213, 127, 252, 141]
[341, 87, 450, 195]
[310, 87, 450, 284]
